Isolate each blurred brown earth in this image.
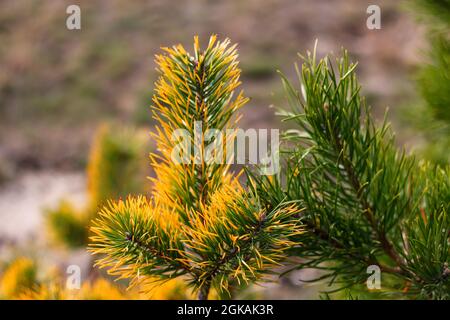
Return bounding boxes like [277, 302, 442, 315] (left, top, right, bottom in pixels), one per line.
[0, 0, 424, 173]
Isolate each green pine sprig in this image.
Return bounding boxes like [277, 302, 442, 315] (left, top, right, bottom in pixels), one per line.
[249, 45, 449, 299]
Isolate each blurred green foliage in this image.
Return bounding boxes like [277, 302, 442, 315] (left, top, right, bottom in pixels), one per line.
[46, 200, 88, 248]
[241, 55, 277, 80]
[418, 37, 450, 123]
[408, 0, 450, 165]
[410, 0, 450, 23]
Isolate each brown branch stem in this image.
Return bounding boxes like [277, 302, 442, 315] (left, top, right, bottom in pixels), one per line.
[331, 131, 406, 270]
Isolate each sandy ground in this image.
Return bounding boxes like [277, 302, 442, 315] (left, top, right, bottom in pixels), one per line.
[0, 171, 86, 243]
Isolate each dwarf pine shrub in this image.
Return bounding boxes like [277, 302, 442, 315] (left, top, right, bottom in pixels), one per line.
[89, 36, 302, 300]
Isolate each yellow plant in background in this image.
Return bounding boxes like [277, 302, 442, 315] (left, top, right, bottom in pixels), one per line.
[89, 35, 302, 300]
[139, 277, 197, 300]
[46, 123, 148, 248]
[18, 277, 195, 300]
[18, 278, 129, 300]
[0, 258, 37, 298]
[87, 124, 148, 209]
[79, 278, 127, 300]
[0, 257, 193, 300]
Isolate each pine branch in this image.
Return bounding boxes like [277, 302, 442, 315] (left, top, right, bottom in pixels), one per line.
[251, 45, 449, 299]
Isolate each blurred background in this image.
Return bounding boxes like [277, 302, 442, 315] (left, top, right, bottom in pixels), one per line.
[0, 0, 447, 299]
